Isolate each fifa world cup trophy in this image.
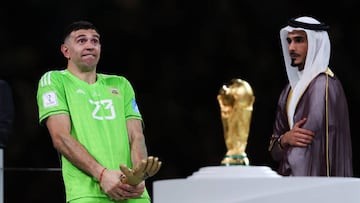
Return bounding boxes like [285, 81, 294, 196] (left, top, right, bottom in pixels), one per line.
[217, 78, 255, 166]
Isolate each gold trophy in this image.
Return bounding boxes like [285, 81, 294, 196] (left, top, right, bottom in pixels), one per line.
[217, 78, 255, 166]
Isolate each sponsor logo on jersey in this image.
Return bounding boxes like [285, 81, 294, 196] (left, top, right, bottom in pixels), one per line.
[76, 89, 86, 94]
[42, 91, 58, 108]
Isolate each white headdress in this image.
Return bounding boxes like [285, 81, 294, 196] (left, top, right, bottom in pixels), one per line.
[280, 16, 330, 128]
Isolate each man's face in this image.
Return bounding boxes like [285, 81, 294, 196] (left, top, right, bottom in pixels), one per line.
[61, 29, 101, 71]
[286, 30, 308, 71]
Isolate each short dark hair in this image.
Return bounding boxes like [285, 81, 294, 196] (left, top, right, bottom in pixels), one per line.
[63, 20, 99, 42]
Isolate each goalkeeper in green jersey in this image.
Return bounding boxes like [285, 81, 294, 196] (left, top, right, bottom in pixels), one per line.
[36, 21, 161, 203]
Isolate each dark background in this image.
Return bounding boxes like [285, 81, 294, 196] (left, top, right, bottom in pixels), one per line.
[1, 0, 359, 202]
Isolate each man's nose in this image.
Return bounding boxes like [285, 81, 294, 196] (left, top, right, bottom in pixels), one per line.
[288, 42, 295, 51]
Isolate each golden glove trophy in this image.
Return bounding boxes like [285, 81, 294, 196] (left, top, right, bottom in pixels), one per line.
[217, 78, 255, 166]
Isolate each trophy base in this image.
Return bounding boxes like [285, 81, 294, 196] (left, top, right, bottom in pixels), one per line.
[221, 154, 249, 166]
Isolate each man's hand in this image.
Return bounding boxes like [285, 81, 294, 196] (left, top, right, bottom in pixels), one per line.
[120, 156, 162, 185]
[282, 118, 315, 147]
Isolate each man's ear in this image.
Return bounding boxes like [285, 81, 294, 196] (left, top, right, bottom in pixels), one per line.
[61, 44, 70, 59]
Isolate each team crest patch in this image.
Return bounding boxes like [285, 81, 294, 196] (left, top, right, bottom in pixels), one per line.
[132, 99, 139, 113]
[42, 91, 58, 108]
[110, 88, 120, 96]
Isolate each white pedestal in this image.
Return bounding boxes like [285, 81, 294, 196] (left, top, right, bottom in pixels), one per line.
[153, 166, 360, 203]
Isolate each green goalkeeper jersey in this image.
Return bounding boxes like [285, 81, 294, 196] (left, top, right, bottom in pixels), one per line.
[37, 69, 150, 202]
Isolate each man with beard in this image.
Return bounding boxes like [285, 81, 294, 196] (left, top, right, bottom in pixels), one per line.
[268, 16, 353, 176]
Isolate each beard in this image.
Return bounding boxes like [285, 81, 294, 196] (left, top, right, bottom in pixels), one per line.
[290, 59, 297, 67]
[290, 59, 304, 71]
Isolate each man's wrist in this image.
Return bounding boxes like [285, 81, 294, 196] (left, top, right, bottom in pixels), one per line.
[98, 167, 107, 183]
[277, 135, 284, 149]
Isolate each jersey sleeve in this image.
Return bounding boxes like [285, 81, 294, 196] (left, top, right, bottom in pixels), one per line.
[122, 78, 142, 121]
[36, 71, 69, 124]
